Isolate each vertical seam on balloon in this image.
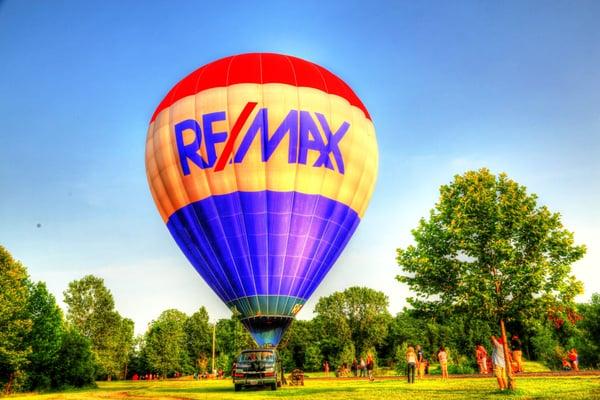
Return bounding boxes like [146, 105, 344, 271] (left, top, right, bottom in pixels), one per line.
[149, 128, 171, 220]
[147, 125, 168, 218]
[260, 54, 271, 318]
[302, 107, 369, 301]
[195, 59, 248, 310]
[258, 53, 268, 317]
[181, 60, 236, 302]
[145, 123, 167, 221]
[161, 99, 231, 301]
[183, 63, 234, 301]
[166, 77, 233, 301]
[279, 55, 302, 315]
[292, 61, 334, 300]
[229, 56, 260, 315]
[185, 62, 233, 301]
[297, 68, 354, 300]
[211, 54, 250, 305]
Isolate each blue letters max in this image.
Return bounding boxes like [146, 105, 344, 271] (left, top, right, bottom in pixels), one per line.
[174, 107, 349, 176]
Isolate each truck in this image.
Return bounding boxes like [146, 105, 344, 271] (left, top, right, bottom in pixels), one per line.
[232, 348, 282, 391]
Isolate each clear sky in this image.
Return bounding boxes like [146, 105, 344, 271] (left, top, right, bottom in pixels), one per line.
[1, 1, 598, 335]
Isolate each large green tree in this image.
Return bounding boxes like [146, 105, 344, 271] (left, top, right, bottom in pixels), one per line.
[114, 318, 134, 379]
[397, 169, 585, 321]
[144, 309, 190, 377]
[184, 307, 211, 371]
[575, 293, 600, 367]
[314, 286, 391, 360]
[397, 169, 586, 382]
[0, 246, 32, 393]
[63, 275, 133, 379]
[24, 282, 63, 390]
[52, 325, 96, 388]
[214, 313, 254, 373]
[278, 320, 321, 371]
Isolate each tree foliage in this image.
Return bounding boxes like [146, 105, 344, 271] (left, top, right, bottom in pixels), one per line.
[314, 286, 391, 360]
[144, 309, 190, 377]
[24, 282, 63, 390]
[0, 245, 32, 393]
[278, 320, 321, 371]
[184, 307, 211, 371]
[397, 169, 586, 327]
[574, 294, 600, 367]
[214, 313, 254, 371]
[52, 326, 96, 388]
[63, 275, 134, 379]
[0, 247, 97, 392]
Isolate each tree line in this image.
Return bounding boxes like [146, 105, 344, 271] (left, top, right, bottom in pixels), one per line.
[2, 169, 597, 393]
[2, 245, 599, 394]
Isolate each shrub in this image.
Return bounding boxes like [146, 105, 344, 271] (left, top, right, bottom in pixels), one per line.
[394, 343, 408, 375]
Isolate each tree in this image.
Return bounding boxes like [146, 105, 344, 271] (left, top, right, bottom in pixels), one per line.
[52, 325, 96, 389]
[575, 293, 600, 367]
[126, 335, 150, 378]
[278, 320, 321, 371]
[0, 246, 32, 393]
[184, 307, 211, 371]
[113, 318, 134, 379]
[63, 275, 133, 379]
[214, 313, 254, 372]
[24, 282, 63, 390]
[314, 287, 391, 360]
[144, 309, 189, 377]
[397, 169, 586, 387]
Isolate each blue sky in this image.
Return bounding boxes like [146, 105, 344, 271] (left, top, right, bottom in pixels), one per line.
[1, 1, 598, 334]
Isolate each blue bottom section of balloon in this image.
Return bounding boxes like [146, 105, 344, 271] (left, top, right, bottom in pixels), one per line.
[166, 191, 360, 313]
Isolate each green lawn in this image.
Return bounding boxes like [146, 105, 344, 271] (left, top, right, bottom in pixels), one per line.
[7, 375, 600, 400]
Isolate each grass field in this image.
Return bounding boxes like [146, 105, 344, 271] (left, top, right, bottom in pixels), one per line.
[7, 375, 600, 400]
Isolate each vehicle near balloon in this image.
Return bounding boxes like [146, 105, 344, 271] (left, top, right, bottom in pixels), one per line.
[232, 348, 282, 391]
[146, 53, 378, 347]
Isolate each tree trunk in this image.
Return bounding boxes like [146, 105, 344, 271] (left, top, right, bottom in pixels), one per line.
[500, 319, 515, 390]
[4, 372, 14, 395]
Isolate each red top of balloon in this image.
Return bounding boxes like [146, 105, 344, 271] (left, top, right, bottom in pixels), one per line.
[150, 53, 371, 123]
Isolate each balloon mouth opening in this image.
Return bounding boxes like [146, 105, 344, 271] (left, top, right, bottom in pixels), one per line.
[241, 316, 294, 348]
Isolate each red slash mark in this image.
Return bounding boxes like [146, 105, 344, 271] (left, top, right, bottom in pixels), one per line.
[214, 102, 258, 172]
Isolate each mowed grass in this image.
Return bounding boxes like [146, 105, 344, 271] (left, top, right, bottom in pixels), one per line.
[7, 375, 600, 400]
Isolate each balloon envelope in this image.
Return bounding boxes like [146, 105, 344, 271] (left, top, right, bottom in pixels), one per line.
[146, 53, 378, 346]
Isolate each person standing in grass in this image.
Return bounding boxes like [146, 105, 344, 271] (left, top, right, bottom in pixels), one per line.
[510, 335, 524, 373]
[366, 353, 375, 381]
[416, 345, 425, 379]
[437, 346, 449, 379]
[323, 360, 330, 377]
[351, 358, 358, 377]
[406, 346, 417, 383]
[360, 357, 366, 377]
[568, 349, 579, 372]
[476, 343, 489, 374]
[491, 335, 508, 390]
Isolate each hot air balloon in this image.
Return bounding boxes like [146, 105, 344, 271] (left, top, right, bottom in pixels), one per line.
[146, 53, 378, 347]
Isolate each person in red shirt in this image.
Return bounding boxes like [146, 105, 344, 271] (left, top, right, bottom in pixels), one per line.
[568, 349, 579, 371]
[437, 347, 448, 379]
[475, 343, 488, 374]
